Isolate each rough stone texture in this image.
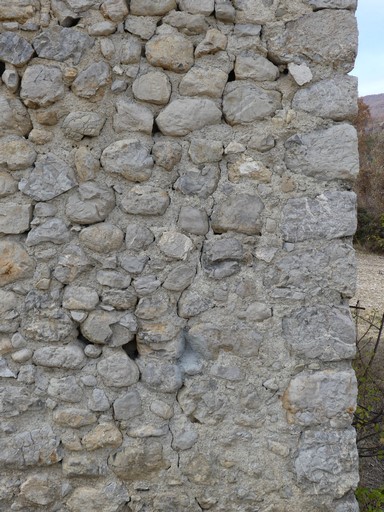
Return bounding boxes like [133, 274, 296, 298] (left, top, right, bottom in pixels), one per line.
[0, 3, 359, 511]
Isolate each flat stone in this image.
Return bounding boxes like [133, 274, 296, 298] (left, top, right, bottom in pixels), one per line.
[292, 75, 358, 120]
[62, 453, 107, 477]
[139, 360, 183, 393]
[120, 185, 169, 216]
[65, 181, 115, 225]
[0, 32, 34, 66]
[48, 376, 83, 403]
[22, 307, 75, 343]
[26, 218, 70, 246]
[223, 82, 281, 125]
[235, 54, 279, 81]
[97, 349, 140, 387]
[113, 390, 142, 420]
[88, 20, 116, 36]
[62, 112, 105, 141]
[65, 0, 101, 11]
[20, 65, 65, 109]
[20, 476, 56, 506]
[309, 0, 357, 10]
[178, 206, 209, 235]
[54, 408, 97, 428]
[97, 270, 131, 288]
[215, 1, 236, 22]
[102, 288, 138, 310]
[130, 0, 176, 15]
[281, 192, 357, 242]
[179, 67, 228, 98]
[19, 153, 77, 201]
[210, 363, 244, 381]
[211, 193, 265, 235]
[146, 33, 194, 73]
[33, 343, 85, 369]
[33, 26, 94, 65]
[132, 71, 171, 105]
[118, 253, 149, 274]
[125, 16, 158, 40]
[133, 275, 161, 296]
[63, 285, 99, 310]
[288, 62, 313, 86]
[163, 11, 208, 35]
[0, 204, 32, 234]
[0, 172, 18, 197]
[179, 0, 214, 15]
[0, 241, 35, 286]
[72, 61, 111, 99]
[152, 140, 182, 170]
[113, 99, 153, 135]
[79, 223, 124, 253]
[163, 264, 196, 292]
[100, 0, 129, 21]
[0, 136, 36, 171]
[158, 231, 193, 260]
[101, 139, 153, 182]
[175, 164, 220, 198]
[66, 483, 130, 512]
[82, 423, 123, 450]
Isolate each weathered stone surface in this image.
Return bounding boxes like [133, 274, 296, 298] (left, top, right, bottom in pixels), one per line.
[63, 453, 107, 477]
[179, 0, 214, 15]
[292, 75, 358, 120]
[195, 29, 227, 57]
[82, 423, 123, 450]
[283, 369, 357, 427]
[20, 65, 65, 109]
[223, 82, 281, 125]
[132, 71, 171, 105]
[288, 62, 313, 86]
[53, 245, 91, 284]
[120, 186, 169, 216]
[79, 223, 124, 253]
[178, 206, 209, 235]
[0, 289, 19, 333]
[67, 483, 130, 512]
[108, 439, 169, 480]
[33, 27, 93, 65]
[63, 285, 99, 310]
[74, 147, 100, 182]
[119, 253, 149, 274]
[0, 95, 32, 137]
[97, 270, 131, 288]
[133, 276, 161, 297]
[113, 390, 142, 420]
[308, 0, 357, 10]
[62, 112, 105, 141]
[283, 306, 356, 361]
[189, 139, 223, 164]
[101, 139, 153, 182]
[66, 181, 115, 225]
[65, 0, 100, 11]
[175, 164, 220, 198]
[0, 241, 35, 286]
[211, 193, 264, 235]
[0, 204, 32, 234]
[228, 156, 272, 183]
[0, 32, 34, 66]
[163, 264, 196, 291]
[265, 10, 358, 73]
[158, 231, 193, 260]
[285, 124, 359, 181]
[139, 360, 183, 392]
[33, 343, 85, 369]
[152, 140, 182, 170]
[163, 10, 208, 35]
[281, 192, 357, 242]
[26, 218, 70, 246]
[54, 408, 97, 428]
[22, 307, 75, 343]
[72, 61, 111, 99]
[19, 475, 57, 506]
[178, 289, 212, 318]
[19, 153, 77, 201]
[100, 0, 129, 21]
[88, 21, 116, 36]
[48, 376, 83, 403]
[88, 388, 109, 411]
[97, 349, 140, 387]
[102, 289, 138, 310]
[0, 426, 62, 468]
[0, 0, 39, 22]
[0, 136, 36, 171]
[113, 99, 154, 134]
[125, 224, 154, 251]
[170, 415, 198, 450]
[0, 172, 18, 197]
[295, 428, 359, 496]
[235, 54, 279, 81]
[157, 98, 221, 136]
[130, 0, 176, 15]
[179, 67, 228, 98]
[146, 33, 194, 73]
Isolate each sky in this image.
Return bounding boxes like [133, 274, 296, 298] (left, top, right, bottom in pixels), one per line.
[353, 0, 384, 97]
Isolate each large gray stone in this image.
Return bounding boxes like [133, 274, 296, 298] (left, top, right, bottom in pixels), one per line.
[79, 223, 124, 253]
[130, 0, 176, 15]
[65, 181, 115, 225]
[126, 224, 154, 251]
[0, 136, 36, 171]
[178, 206, 209, 235]
[223, 82, 281, 125]
[53, 245, 91, 284]
[281, 192, 357, 242]
[33, 26, 93, 64]
[308, 0, 357, 8]
[285, 124, 359, 181]
[48, 376, 83, 403]
[67, 483, 130, 512]
[0, 204, 32, 234]
[265, 10, 358, 73]
[20, 65, 65, 109]
[101, 139, 153, 182]
[146, 33, 194, 73]
[97, 349, 140, 387]
[163, 10, 208, 35]
[113, 99, 154, 134]
[0, 32, 34, 66]
[292, 76, 358, 120]
[113, 390, 142, 420]
[132, 71, 172, 105]
[19, 153, 77, 201]
[211, 193, 265, 235]
[62, 112, 105, 141]
[22, 308, 75, 343]
[157, 99, 222, 136]
[139, 360, 183, 393]
[179, 67, 228, 98]
[26, 218, 70, 246]
[100, 0, 129, 21]
[163, 264, 196, 292]
[71, 61, 111, 99]
[120, 186, 169, 216]
[235, 54, 279, 81]
[0, 0, 39, 22]
[158, 231, 193, 260]
[33, 343, 85, 369]
[63, 285, 99, 311]
[175, 165, 220, 198]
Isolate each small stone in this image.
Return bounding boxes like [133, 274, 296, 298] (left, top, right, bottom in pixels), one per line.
[101, 138, 153, 182]
[97, 270, 131, 288]
[33, 344, 85, 369]
[19, 153, 76, 201]
[88, 388, 109, 410]
[65, 181, 115, 225]
[0, 135, 36, 171]
[28, 129, 53, 145]
[163, 10, 208, 35]
[102, 288, 138, 310]
[178, 290, 212, 318]
[118, 254, 149, 274]
[0, 358, 16, 378]
[146, 33, 194, 73]
[178, 206, 209, 235]
[150, 400, 173, 419]
[1, 68, 20, 93]
[11, 348, 33, 363]
[132, 71, 171, 105]
[215, 1, 236, 22]
[158, 231, 193, 260]
[248, 133, 275, 152]
[0, 241, 35, 286]
[32, 26, 94, 65]
[72, 61, 111, 99]
[66, 483, 130, 512]
[163, 264, 196, 292]
[179, 0, 214, 15]
[113, 98, 153, 134]
[133, 276, 161, 297]
[195, 28, 227, 57]
[235, 54, 279, 81]
[228, 156, 272, 183]
[130, 0, 176, 15]
[288, 62, 313, 86]
[157, 98, 222, 136]
[244, 302, 272, 322]
[139, 360, 183, 393]
[20, 476, 56, 506]
[119, 35, 141, 63]
[152, 140, 182, 170]
[74, 147, 100, 182]
[53, 245, 91, 284]
[0, 171, 18, 197]
[189, 139, 223, 164]
[126, 224, 154, 251]
[0, 94, 32, 137]
[120, 185, 169, 216]
[100, 0, 128, 22]
[48, 376, 83, 403]
[88, 21, 116, 36]
[26, 218, 70, 246]
[20, 65, 65, 108]
[54, 408, 97, 428]
[62, 112, 105, 141]
[0, 32, 34, 66]
[113, 390, 142, 420]
[82, 423, 123, 450]
[98, 349, 140, 387]
[210, 363, 244, 381]
[211, 194, 265, 235]
[35, 110, 59, 126]
[0, 204, 32, 234]
[179, 66, 228, 98]
[63, 286, 99, 311]
[125, 15, 158, 40]
[79, 223, 124, 253]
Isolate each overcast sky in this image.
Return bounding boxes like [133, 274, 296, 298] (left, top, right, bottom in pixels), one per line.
[353, 0, 384, 97]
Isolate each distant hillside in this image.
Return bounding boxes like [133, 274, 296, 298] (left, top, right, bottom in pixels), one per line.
[362, 93, 384, 128]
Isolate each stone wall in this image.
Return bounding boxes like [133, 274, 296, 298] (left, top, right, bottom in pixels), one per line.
[0, 1, 360, 511]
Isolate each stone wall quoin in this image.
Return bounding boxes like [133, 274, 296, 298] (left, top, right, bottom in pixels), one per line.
[0, 1, 360, 511]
